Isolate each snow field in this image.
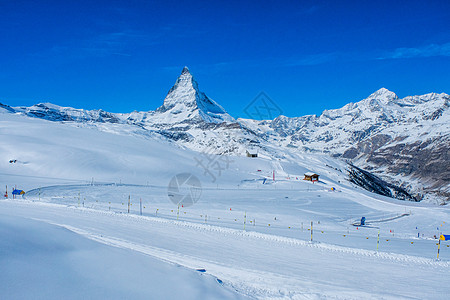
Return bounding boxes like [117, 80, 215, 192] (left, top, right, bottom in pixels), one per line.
[20, 182, 450, 261]
[2, 111, 450, 299]
[2, 199, 450, 299]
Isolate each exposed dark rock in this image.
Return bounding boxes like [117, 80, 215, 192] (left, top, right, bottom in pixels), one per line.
[0, 103, 15, 113]
[347, 164, 418, 201]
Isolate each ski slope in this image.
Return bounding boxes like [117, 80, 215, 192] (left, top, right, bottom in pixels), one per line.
[1, 111, 450, 299]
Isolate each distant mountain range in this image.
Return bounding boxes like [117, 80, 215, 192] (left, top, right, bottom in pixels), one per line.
[1, 67, 448, 202]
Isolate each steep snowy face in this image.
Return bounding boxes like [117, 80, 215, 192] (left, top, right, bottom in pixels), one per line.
[155, 67, 235, 124]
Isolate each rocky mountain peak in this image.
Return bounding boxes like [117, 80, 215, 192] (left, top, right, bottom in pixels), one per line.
[155, 67, 235, 124]
[181, 66, 190, 75]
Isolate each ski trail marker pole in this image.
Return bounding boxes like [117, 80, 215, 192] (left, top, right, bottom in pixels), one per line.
[377, 230, 380, 252]
[437, 239, 441, 260]
[311, 221, 313, 242]
[244, 211, 247, 230]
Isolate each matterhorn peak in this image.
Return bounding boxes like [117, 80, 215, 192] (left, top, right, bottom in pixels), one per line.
[155, 67, 235, 124]
[181, 66, 190, 75]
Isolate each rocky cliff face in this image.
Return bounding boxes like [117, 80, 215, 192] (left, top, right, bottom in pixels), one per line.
[347, 164, 418, 201]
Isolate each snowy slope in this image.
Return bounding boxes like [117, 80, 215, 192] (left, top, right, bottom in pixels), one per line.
[0, 214, 243, 300]
[1, 106, 450, 299]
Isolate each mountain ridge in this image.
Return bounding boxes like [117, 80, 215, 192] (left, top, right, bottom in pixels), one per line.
[1, 68, 448, 202]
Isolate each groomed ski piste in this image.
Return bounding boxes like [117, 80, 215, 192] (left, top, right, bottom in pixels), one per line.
[1, 111, 450, 299]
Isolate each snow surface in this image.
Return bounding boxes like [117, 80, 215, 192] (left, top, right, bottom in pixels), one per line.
[1, 103, 450, 299]
[0, 214, 242, 300]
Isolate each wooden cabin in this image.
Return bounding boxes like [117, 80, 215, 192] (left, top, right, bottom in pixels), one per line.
[304, 172, 319, 182]
[246, 150, 258, 158]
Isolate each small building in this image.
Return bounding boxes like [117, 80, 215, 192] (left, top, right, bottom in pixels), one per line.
[304, 172, 319, 182]
[246, 150, 258, 158]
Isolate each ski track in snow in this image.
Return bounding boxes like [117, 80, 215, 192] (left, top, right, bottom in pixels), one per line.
[32, 204, 449, 268]
[13, 197, 447, 299]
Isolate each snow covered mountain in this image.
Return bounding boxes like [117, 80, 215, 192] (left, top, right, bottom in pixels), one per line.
[154, 66, 235, 124]
[1, 68, 449, 202]
[243, 88, 449, 201]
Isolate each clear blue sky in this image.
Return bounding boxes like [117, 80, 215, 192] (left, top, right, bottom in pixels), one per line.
[1, 0, 449, 118]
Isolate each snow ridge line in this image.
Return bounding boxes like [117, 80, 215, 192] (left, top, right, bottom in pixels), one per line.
[32, 220, 280, 299]
[37, 221, 388, 300]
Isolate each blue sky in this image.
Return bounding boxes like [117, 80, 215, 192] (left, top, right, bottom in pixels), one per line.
[1, 0, 449, 118]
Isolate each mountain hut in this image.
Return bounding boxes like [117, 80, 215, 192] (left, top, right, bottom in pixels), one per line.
[304, 172, 319, 182]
